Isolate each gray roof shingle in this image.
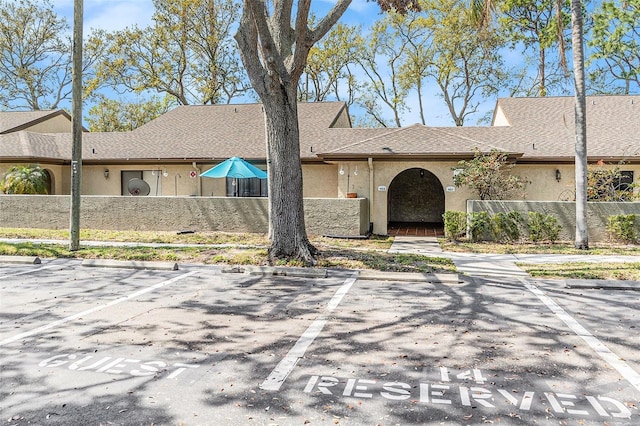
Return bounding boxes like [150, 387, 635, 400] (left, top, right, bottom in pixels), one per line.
[492, 95, 640, 160]
[1, 96, 639, 164]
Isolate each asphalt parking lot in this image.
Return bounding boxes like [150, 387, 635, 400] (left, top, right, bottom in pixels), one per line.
[1, 259, 639, 425]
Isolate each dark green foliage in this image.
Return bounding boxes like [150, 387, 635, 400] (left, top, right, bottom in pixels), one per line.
[469, 211, 492, 242]
[527, 211, 561, 243]
[443, 210, 467, 241]
[0, 165, 49, 194]
[492, 211, 524, 242]
[607, 214, 638, 243]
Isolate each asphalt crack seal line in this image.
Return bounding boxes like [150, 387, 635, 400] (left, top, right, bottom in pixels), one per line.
[260, 272, 359, 391]
[520, 277, 640, 393]
[0, 271, 198, 347]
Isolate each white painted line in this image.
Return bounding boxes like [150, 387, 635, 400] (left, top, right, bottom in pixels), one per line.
[0, 263, 59, 280]
[260, 272, 359, 391]
[260, 319, 327, 391]
[521, 278, 640, 393]
[327, 276, 357, 311]
[0, 271, 198, 347]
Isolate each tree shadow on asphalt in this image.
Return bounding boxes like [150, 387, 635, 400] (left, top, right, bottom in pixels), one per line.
[2, 266, 637, 425]
[185, 274, 637, 424]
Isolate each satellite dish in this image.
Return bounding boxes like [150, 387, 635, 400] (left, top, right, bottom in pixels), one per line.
[127, 178, 151, 196]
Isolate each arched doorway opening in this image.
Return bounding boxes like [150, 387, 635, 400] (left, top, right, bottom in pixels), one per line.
[387, 168, 445, 236]
[43, 169, 54, 194]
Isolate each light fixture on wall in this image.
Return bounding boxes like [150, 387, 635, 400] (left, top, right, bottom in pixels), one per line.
[420, 169, 425, 178]
[163, 169, 169, 177]
[354, 165, 358, 176]
[104, 169, 109, 179]
[555, 169, 561, 182]
[339, 165, 345, 175]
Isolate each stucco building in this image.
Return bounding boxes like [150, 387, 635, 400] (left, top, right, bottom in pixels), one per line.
[1, 95, 638, 235]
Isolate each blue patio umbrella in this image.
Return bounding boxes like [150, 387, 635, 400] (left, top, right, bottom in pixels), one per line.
[200, 157, 267, 179]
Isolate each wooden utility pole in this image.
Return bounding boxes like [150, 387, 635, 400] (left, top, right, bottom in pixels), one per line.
[69, 0, 83, 251]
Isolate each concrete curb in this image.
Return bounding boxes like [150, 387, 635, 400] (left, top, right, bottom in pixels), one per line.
[221, 265, 328, 278]
[0, 255, 41, 265]
[565, 279, 640, 291]
[82, 259, 179, 271]
[357, 270, 462, 283]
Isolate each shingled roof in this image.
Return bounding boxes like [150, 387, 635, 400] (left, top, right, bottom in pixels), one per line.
[0, 102, 353, 163]
[316, 125, 520, 160]
[1, 96, 639, 164]
[491, 95, 640, 161]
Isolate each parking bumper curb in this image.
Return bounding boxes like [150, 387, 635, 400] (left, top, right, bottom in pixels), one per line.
[0, 255, 41, 265]
[82, 259, 179, 271]
[565, 279, 640, 290]
[357, 270, 462, 283]
[221, 265, 328, 278]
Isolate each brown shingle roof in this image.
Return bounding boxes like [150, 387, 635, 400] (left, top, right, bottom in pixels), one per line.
[493, 95, 640, 161]
[128, 102, 351, 160]
[0, 102, 352, 163]
[1, 97, 639, 164]
[317, 125, 520, 159]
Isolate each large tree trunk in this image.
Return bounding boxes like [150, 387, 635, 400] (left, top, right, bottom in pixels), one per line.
[262, 86, 317, 263]
[572, 0, 588, 250]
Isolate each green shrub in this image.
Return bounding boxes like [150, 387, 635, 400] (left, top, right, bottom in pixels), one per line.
[527, 212, 561, 243]
[443, 211, 466, 241]
[607, 214, 638, 243]
[469, 211, 492, 242]
[492, 211, 524, 243]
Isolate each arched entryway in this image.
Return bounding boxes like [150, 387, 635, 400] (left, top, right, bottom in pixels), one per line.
[43, 169, 54, 194]
[387, 168, 445, 236]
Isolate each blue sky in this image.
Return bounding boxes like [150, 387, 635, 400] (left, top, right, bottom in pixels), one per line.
[51, 0, 498, 127]
[52, 0, 382, 32]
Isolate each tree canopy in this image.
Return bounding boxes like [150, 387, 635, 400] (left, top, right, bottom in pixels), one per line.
[1, 0, 638, 127]
[453, 149, 527, 200]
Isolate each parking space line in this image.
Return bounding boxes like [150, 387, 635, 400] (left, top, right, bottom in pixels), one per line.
[0, 263, 59, 280]
[521, 277, 640, 393]
[260, 273, 358, 391]
[0, 271, 198, 347]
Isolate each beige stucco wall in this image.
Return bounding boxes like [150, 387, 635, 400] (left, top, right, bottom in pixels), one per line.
[492, 105, 510, 126]
[347, 160, 475, 235]
[24, 115, 72, 133]
[0, 195, 368, 236]
[512, 163, 640, 201]
[331, 108, 352, 128]
[4, 159, 637, 237]
[303, 164, 338, 197]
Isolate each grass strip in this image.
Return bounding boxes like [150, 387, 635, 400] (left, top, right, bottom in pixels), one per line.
[0, 241, 455, 274]
[519, 262, 640, 280]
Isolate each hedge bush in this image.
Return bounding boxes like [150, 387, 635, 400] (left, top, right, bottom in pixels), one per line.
[527, 211, 561, 243]
[469, 211, 492, 242]
[442, 210, 565, 244]
[492, 211, 524, 243]
[607, 214, 637, 243]
[443, 210, 466, 241]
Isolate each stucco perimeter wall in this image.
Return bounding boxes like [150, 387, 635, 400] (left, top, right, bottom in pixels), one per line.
[468, 200, 640, 241]
[0, 196, 368, 236]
